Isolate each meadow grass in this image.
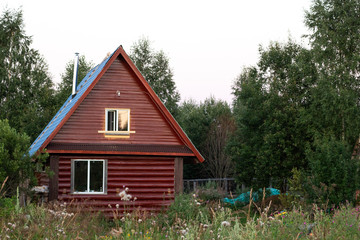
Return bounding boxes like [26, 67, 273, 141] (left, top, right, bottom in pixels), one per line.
[1, 193, 360, 239]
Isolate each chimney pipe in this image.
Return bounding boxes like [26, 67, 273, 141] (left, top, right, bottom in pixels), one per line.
[72, 53, 79, 97]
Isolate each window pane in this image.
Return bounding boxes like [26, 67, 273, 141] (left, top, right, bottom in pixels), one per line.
[90, 161, 104, 192]
[118, 110, 128, 131]
[74, 161, 87, 192]
[107, 110, 116, 131]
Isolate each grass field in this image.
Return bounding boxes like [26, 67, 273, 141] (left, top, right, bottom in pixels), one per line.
[1, 192, 360, 239]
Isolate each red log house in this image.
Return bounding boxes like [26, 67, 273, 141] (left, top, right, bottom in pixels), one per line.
[29, 45, 204, 215]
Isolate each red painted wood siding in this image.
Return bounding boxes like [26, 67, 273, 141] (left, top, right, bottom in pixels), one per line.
[51, 55, 182, 146]
[57, 156, 175, 216]
[35, 172, 49, 186]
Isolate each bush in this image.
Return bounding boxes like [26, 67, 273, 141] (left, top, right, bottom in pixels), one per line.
[165, 193, 210, 225]
[0, 196, 16, 218]
[196, 181, 226, 201]
[304, 137, 360, 205]
[0, 119, 35, 197]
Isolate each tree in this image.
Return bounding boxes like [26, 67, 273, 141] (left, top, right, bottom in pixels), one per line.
[0, 8, 56, 141]
[299, 0, 360, 204]
[129, 37, 180, 116]
[0, 119, 33, 196]
[55, 55, 94, 110]
[203, 113, 235, 179]
[227, 67, 266, 187]
[229, 1, 360, 201]
[229, 40, 317, 191]
[305, 0, 360, 145]
[177, 97, 235, 179]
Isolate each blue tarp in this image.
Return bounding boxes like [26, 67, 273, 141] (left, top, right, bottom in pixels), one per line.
[223, 188, 280, 205]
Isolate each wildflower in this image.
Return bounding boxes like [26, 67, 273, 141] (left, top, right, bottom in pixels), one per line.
[119, 191, 125, 198]
[7, 223, 16, 229]
[119, 189, 132, 201]
[221, 221, 230, 227]
[138, 219, 143, 223]
[180, 229, 187, 235]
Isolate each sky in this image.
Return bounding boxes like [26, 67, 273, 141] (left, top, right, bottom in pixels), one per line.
[0, 0, 312, 104]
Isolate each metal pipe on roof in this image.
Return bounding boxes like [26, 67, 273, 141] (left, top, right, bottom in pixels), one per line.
[72, 53, 79, 97]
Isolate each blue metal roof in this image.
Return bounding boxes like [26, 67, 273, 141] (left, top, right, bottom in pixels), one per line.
[28, 54, 113, 156]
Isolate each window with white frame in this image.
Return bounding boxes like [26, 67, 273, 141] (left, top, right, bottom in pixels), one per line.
[106, 109, 129, 132]
[71, 159, 106, 194]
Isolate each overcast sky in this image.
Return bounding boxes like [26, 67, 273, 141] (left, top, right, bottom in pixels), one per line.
[1, 0, 312, 104]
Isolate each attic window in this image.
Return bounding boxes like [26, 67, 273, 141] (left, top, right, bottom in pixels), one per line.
[98, 109, 135, 137]
[106, 109, 129, 131]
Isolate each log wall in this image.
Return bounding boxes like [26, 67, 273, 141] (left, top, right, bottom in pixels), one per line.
[56, 155, 175, 216]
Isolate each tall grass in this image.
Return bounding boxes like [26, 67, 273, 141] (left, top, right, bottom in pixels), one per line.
[1, 191, 360, 239]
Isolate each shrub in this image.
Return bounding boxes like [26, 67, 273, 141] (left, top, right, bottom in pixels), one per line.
[0, 119, 34, 197]
[196, 181, 226, 201]
[304, 137, 360, 205]
[165, 193, 210, 225]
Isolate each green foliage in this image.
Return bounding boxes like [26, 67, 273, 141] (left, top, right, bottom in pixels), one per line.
[0, 119, 35, 196]
[177, 97, 234, 179]
[0, 196, 16, 218]
[166, 194, 210, 225]
[2, 195, 360, 239]
[230, 1, 360, 204]
[55, 55, 94, 110]
[304, 137, 359, 205]
[196, 181, 226, 201]
[229, 41, 315, 191]
[0, 8, 56, 141]
[304, 0, 360, 145]
[281, 168, 307, 208]
[0, 202, 109, 239]
[129, 37, 180, 116]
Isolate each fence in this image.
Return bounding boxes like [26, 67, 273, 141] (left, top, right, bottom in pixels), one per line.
[183, 178, 245, 194]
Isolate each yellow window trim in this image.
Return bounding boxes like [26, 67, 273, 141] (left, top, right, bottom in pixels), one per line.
[97, 130, 136, 135]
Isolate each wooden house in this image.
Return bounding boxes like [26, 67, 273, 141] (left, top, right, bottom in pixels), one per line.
[29, 46, 204, 215]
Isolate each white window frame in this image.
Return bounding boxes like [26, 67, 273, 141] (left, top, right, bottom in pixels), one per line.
[71, 159, 107, 194]
[105, 109, 130, 132]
